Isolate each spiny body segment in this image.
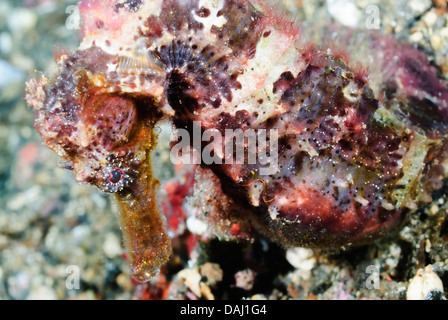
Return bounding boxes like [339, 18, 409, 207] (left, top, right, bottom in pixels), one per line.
[26, 0, 448, 282]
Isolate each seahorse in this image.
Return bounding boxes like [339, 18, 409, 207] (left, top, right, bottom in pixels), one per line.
[25, 0, 448, 282]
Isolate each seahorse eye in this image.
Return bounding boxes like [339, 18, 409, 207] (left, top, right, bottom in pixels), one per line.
[108, 168, 124, 186]
[96, 166, 132, 193]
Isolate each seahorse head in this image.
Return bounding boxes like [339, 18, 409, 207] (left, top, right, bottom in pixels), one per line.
[24, 44, 164, 196]
[25, 0, 171, 193]
[25, 1, 174, 281]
